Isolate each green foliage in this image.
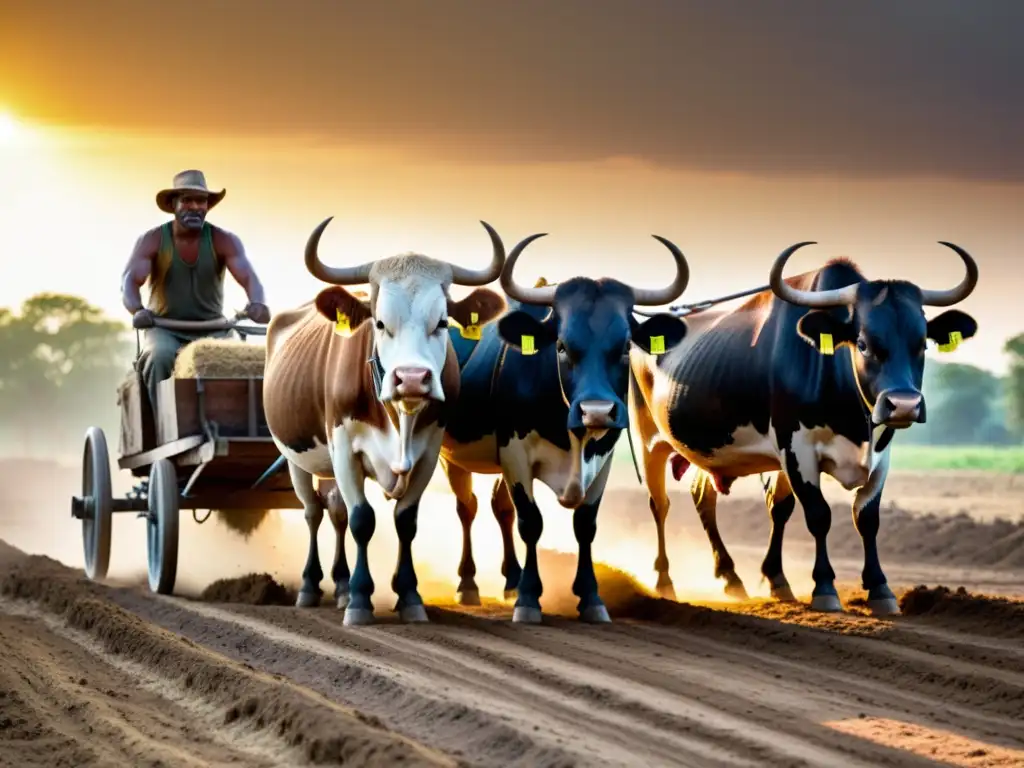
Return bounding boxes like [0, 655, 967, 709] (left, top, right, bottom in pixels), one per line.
[887, 444, 1024, 473]
[0, 294, 133, 458]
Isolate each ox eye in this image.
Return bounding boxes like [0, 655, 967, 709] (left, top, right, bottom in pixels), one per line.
[436, 318, 448, 333]
[375, 320, 392, 336]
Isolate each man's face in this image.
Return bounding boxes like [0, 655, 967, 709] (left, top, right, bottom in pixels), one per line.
[174, 193, 209, 230]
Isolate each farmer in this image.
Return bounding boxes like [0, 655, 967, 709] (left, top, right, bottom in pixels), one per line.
[120, 169, 271, 409]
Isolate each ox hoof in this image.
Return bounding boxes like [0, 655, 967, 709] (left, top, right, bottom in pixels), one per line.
[512, 606, 543, 624]
[456, 588, 481, 606]
[580, 604, 612, 624]
[400, 604, 429, 623]
[868, 597, 901, 617]
[503, 589, 518, 603]
[725, 581, 749, 601]
[770, 580, 797, 603]
[343, 607, 375, 626]
[295, 590, 321, 608]
[335, 592, 350, 610]
[656, 582, 678, 601]
[810, 593, 843, 613]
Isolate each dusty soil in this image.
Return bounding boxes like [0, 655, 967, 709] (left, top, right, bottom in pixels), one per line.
[3, 460, 1024, 765]
[1, 536, 1023, 767]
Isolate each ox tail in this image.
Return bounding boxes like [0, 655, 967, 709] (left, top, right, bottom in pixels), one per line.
[625, 362, 645, 485]
[252, 453, 288, 490]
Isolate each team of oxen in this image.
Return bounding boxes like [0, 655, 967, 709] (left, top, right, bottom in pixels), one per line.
[260, 217, 979, 626]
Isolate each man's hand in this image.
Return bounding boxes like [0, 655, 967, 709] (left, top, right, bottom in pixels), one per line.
[244, 302, 271, 324]
[132, 309, 155, 329]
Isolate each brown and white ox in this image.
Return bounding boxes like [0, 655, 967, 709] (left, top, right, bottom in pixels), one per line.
[263, 217, 508, 625]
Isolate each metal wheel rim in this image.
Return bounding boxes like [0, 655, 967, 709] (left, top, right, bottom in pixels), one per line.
[81, 428, 111, 580]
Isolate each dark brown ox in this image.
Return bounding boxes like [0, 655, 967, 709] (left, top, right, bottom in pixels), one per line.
[263, 217, 508, 625]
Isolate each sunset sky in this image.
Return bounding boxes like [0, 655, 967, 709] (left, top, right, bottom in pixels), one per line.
[1, 1, 1021, 372]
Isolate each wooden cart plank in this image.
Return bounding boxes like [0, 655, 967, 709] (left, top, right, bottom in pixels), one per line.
[117, 435, 207, 471]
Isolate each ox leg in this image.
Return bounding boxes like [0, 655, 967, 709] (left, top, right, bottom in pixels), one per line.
[689, 470, 748, 601]
[853, 452, 899, 616]
[503, 447, 544, 624]
[444, 460, 481, 606]
[390, 435, 441, 624]
[760, 471, 798, 603]
[491, 478, 522, 602]
[783, 451, 841, 612]
[572, 457, 613, 623]
[289, 462, 324, 608]
[641, 440, 677, 600]
[328, 430, 376, 626]
[324, 485, 351, 609]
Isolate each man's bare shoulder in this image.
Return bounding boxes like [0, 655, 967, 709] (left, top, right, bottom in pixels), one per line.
[133, 226, 163, 256]
[210, 223, 243, 254]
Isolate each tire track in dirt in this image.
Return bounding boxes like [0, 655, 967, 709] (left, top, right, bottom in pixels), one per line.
[113, 594, 743, 768]
[4, 538, 1024, 767]
[0, 599, 293, 768]
[110, 591, 1004, 768]
[0, 543, 455, 768]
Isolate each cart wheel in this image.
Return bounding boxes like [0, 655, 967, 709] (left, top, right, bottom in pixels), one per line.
[81, 427, 113, 580]
[146, 458, 180, 594]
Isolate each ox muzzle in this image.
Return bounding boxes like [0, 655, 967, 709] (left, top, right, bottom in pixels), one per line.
[872, 388, 926, 429]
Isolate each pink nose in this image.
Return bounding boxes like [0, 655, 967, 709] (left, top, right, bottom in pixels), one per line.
[394, 366, 431, 397]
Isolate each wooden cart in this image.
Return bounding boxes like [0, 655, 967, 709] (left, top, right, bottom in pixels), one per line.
[71, 314, 301, 595]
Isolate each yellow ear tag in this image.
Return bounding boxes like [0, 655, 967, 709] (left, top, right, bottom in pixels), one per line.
[649, 335, 666, 355]
[521, 334, 537, 355]
[470, 312, 479, 324]
[938, 330, 962, 353]
[819, 333, 835, 355]
[334, 310, 351, 336]
[461, 324, 481, 340]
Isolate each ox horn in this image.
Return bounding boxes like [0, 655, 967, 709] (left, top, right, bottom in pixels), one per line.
[918, 242, 978, 307]
[448, 221, 507, 286]
[305, 217, 507, 287]
[500, 233, 691, 307]
[500, 232, 557, 305]
[304, 217, 375, 285]
[769, 241, 860, 308]
[629, 235, 691, 306]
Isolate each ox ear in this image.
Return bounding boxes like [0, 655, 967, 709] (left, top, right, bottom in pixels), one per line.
[497, 310, 557, 354]
[796, 310, 856, 354]
[448, 288, 507, 330]
[314, 286, 372, 334]
[926, 309, 977, 352]
[629, 313, 688, 356]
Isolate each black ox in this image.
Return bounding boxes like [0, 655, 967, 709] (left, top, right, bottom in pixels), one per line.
[440, 232, 690, 623]
[628, 241, 978, 615]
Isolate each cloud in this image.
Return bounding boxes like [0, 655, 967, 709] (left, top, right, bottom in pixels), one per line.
[4, 0, 1022, 181]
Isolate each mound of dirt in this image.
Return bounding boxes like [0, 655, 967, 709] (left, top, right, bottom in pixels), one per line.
[535, 548, 652, 616]
[899, 584, 1024, 639]
[201, 573, 296, 606]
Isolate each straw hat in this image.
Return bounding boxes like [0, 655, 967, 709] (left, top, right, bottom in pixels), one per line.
[155, 169, 226, 213]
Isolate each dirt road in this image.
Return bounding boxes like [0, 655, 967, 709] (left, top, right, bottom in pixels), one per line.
[2, 539, 1022, 768]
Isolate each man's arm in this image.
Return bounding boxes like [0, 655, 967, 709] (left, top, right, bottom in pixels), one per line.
[121, 229, 160, 314]
[213, 227, 267, 307]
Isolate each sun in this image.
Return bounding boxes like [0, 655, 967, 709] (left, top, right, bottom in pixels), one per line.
[0, 111, 21, 144]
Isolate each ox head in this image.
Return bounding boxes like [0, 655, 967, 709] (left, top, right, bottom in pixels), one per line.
[771, 241, 979, 429]
[306, 217, 507, 411]
[497, 232, 690, 432]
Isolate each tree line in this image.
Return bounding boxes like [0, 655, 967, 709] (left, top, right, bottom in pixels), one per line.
[1, 293, 1023, 458]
